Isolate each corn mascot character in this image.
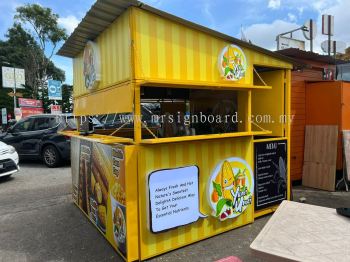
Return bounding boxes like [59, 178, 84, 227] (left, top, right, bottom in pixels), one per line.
[211, 160, 237, 220]
[211, 160, 236, 202]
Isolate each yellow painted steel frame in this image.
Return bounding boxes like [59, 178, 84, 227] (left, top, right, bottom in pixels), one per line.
[123, 145, 139, 261]
[131, 7, 292, 85]
[67, 5, 293, 262]
[137, 137, 254, 260]
[253, 69, 291, 218]
[133, 72, 291, 260]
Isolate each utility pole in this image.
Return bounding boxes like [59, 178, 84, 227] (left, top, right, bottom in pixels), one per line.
[328, 15, 331, 57]
[13, 66, 17, 110]
[1, 61, 17, 115]
[310, 19, 313, 53]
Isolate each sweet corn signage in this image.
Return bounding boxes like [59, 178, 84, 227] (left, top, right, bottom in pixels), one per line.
[218, 44, 247, 81]
[208, 157, 254, 221]
[83, 41, 101, 90]
[71, 138, 128, 259]
[148, 166, 207, 233]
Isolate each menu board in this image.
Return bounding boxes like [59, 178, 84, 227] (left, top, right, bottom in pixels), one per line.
[254, 140, 288, 210]
[148, 166, 205, 233]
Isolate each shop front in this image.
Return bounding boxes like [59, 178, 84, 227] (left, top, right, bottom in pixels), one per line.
[58, 0, 293, 261]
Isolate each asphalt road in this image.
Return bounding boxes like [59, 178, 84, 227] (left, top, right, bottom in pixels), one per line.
[0, 162, 120, 262]
[0, 162, 349, 262]
[0, 162, 267, 262]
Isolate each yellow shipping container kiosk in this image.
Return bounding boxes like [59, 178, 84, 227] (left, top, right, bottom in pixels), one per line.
[58, 1, 293, 261]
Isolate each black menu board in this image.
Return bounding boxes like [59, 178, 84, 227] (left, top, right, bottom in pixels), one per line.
[254, 140, 288, 210]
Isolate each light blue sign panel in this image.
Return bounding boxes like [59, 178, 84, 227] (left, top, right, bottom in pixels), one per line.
[48, 80, 62, 100]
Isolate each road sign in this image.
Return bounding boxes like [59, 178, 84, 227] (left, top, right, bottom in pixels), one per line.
[21, 107, 44, 118]
[303, 20, 317, 40]
[1, 108, 7, 125]
[14, 108, 22, 120]
[277, 36, 305, 51]
[1, 67, 25, 89]
[51, 105, 62, 114]
[322, 14, 334, 36]
[18, 98, 43, 108]
[48, 80, 62, 100]
[7, 92, 23, 97]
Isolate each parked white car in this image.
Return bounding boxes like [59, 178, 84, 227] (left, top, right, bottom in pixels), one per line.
[0, 141, 19, 178]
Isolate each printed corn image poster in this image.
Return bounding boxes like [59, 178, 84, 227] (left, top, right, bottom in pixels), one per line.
[110, 145, 127, 257]
[70, 138, 127, 259]
[71, 137, 80, 204]
[78, 139, 92, 213]
[90, 142, 111, 234]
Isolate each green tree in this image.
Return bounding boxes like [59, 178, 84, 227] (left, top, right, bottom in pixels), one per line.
[0, 23, 40, 115]
[337, 47, 350, 61]
[15, 4, 67, 96]
[61, 84, 73, 113]
[0, 23, 70, 114]
[1, 23, 43, 97]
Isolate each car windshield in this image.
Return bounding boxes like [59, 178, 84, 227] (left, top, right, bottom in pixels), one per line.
[12, 118, 33, 132]
[65, 116, 77, 130]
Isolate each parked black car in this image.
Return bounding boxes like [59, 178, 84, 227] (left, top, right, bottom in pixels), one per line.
[0, 114, 75, 167]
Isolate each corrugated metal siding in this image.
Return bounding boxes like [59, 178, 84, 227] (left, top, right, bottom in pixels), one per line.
[73, 10, 131, 97]
[138, 137, 254, 260]
[133, 7, 291, 84]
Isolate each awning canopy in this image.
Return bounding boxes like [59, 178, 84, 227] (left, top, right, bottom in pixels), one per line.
[57, 0, 295, 65]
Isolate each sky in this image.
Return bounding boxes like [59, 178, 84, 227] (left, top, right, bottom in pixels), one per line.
[0, 0, 349, 85]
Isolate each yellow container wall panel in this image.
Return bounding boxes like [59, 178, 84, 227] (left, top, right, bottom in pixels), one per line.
[251, 70, 285, 136]
[73, 82, 134, 116]
[73, 52, 84, 97]
[73, 10, 131, 97]
[132, 7, 291, 85]
[124, 145, 139, 262]
[138, 137, 254, 260]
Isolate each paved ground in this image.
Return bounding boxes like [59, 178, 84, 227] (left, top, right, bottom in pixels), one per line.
[0, 162, 349, 262]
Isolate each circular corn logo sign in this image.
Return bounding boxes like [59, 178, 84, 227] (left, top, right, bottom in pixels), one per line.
[208, 157, 253, 221]
[83, 41, 101, 90]
[219, 44, 247, 81]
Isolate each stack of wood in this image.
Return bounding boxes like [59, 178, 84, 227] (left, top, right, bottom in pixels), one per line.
[302, 125, 338, 191]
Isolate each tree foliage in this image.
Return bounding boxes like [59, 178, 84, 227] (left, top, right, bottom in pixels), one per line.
[14, 4, 67, 96]
[337, 47, 350, 61]
[0, 4, 73, 116]
[61, 84, 73, 113]
[15, 4, 67, 59]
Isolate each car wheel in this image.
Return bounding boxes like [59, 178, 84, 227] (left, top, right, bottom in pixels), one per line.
[42, 145, 61, 168]
[0, 174, 12, 180]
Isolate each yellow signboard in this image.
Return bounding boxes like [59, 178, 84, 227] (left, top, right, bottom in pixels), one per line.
[208, 157, 253, 221]
[70, 137, 138, 261]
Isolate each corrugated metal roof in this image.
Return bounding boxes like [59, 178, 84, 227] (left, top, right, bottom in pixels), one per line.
[57, 0, 294, 65]
[276, 48, 345, 65]
[57, 0, 139, 57]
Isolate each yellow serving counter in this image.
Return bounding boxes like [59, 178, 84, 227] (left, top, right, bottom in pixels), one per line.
[58, 1, 292, 260]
